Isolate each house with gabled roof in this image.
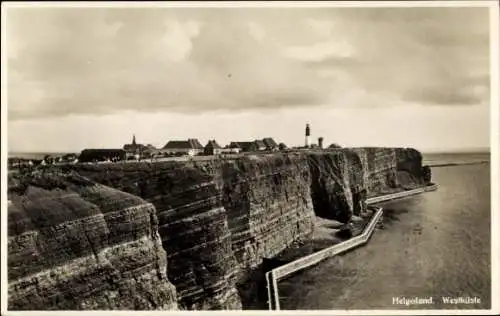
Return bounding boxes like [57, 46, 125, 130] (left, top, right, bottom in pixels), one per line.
[204, 140, 223, 155]
[229, 141, 258, 152]
[254, 140, 267, 151]
[123, 134, 149, 158]
[162, 138, 204, 156]
[79, 149, 126, 163]
[328, 143, 342, 149]
[224, 142, 242, 154]
[228, 138, 280, 152]
[262, 137, 279, 151]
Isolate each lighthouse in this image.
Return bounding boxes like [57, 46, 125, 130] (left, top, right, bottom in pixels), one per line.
[305, 123, 311, 148]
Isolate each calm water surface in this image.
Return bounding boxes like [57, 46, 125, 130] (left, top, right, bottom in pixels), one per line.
[279, 163, 491, 309]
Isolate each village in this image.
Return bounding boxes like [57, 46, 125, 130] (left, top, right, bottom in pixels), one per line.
[8, 124, 341, 167]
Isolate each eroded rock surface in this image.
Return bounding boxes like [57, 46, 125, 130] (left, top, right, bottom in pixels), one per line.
[66, 148, 428, 309]
[8, 147, 430, 310]
[7, 171, 177, 310]
[67, 153, 315, 309]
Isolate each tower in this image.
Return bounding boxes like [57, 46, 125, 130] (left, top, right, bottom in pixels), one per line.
[132, 134, 136, 146]
[305, 123, 311, 148]
[318, 137, 324, 149]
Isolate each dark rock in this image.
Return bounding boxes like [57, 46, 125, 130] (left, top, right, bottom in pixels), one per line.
[7, 171, 177, 310]
[422, 165, 432, 184]
[336, 225, 354, 239]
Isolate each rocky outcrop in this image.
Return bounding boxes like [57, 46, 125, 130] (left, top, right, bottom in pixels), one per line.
[395, 148, 427, 188]
[7, 171, 177, 310]
[422, 165, 432, 183]
[8, 147, 429, 310]
[64, 153, 315, 309]
[307, 147, 427, 223]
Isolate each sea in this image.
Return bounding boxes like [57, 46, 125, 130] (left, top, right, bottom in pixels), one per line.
[278, 152, 492, 310]
[8, 152, 75, 160]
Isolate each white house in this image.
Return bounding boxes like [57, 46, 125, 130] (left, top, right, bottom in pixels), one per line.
[162, 139, 204, 156]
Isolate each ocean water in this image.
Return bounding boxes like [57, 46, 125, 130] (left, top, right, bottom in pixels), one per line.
[278, 158, 491, 309]
[422, 152, 490, 166]
[8, 152, 74, 160]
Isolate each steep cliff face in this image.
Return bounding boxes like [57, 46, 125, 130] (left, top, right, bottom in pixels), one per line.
[55, 161, 241, 309]
[67, 153, 315, 309]
[306, 147, 426, 222]
[307, 150, 366, 222]
[218, 154, 315, 307]
[10, 147, 429, 310]
[7, 171, 177, 310]
[350, 147, 399, 194]
[395, 148, 426, 188]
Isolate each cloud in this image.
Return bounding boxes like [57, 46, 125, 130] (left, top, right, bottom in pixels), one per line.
[6, 6, 490, 121]
[299, 7, 490, 107]
[404, 76, 490, 106]
[157, 20, 201, 62]
[284, 40, 356, 61]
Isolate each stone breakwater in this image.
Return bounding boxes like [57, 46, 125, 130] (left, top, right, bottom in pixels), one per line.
[7, 147, 430, 310]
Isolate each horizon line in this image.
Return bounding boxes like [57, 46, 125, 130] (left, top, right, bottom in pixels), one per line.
[7, 147, 491, 155]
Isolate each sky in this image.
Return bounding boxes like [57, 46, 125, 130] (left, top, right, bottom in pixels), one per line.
[5, 5, 492, 153]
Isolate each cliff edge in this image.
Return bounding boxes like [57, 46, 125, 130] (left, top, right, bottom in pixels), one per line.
[7, 147, 430, 310]
[7, 171, 178, 310]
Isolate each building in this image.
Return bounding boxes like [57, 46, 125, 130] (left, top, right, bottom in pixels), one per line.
[220, 147, 240, 155]
[262, 138, 279, 151]
[278, 142, 288, 151]
[254, 140, 267, 151]
[123, 134, 139, 152]
[139, 144, 157, 158]
[162, 138, 204, 156]
[204, 140, 223, 155]
[228, 138, 280, 152]
[225, 143, 242, 154]
[79, 149, 126, 163]
[318, 137, 324, 149]
[61, 153, 78, 162]
[305, 123, 311, 148]
[229, 141, 258, 152]
[123, 135, 150, 158]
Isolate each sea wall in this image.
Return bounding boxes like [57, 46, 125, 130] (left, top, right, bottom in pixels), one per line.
[7, 172, 178, 310]
[7, 147, 430, 310]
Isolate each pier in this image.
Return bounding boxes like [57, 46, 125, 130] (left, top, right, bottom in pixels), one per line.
[366, 184, 439, 205]
[266, 184, 439, 310]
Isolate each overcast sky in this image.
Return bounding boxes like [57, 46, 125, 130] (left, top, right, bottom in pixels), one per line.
[6, 5, 491, 153]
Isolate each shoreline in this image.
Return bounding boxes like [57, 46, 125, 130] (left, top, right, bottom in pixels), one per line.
[275, 165, 490, 310]
[266, 207, 384, 310]
[264, 184, 438, 309]
[275, 184, 438, 262]
[425, 161, 489, 168]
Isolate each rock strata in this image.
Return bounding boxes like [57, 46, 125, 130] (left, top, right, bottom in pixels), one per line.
[8, 147, 430, 310]
[7, 171, 177, 310]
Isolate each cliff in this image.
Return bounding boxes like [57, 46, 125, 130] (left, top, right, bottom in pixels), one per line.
[7, 147, 430, 310]
[7, 171, 177, 310]
[61, 153, 315, 309]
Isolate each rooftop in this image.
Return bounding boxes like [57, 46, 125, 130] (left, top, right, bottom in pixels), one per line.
[163, 139, 204, 150]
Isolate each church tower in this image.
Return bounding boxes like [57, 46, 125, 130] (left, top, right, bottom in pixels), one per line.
[132, 134, 137, 146]
[305, 123, 311, 148]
